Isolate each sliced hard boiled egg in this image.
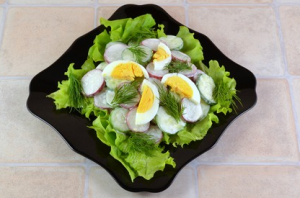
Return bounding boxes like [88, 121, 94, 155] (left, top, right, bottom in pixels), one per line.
[135, 79, 160, 125]
[161, 73, 200, 104]
[153, 42, 172, 71]
[102, 60, 149, 81]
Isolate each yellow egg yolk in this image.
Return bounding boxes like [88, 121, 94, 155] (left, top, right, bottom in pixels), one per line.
[111, 63, 144, 81]
[164, 76, 193, 98]
[137, 85, 154, 113]
[153, 47, 169, 61]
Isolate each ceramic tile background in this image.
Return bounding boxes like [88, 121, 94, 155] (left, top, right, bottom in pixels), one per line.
[0, 0, 299, 197]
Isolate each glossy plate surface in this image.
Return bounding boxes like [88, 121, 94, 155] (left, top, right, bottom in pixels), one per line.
[27, 4, 257, 193]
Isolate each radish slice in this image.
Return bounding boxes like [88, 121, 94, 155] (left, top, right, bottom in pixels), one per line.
[94, 88, 111, 109]
[171, 51, 191, 62]
[126, 108, 150, 132]
[105, 41, 124, 49]
[104, 43, 127, 63]
[146, 62, 168, 80]
[193, 69, 205, 82]
[120, 93, 141, 109]
[145, 125, 163, 143]
[181, 98, 203, 123]
[81, 69, 105, 97]
[180, 64, 197, 78]
[141, 38, 160, 51]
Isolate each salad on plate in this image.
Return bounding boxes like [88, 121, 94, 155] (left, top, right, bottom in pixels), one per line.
[48, 14, 240, 181]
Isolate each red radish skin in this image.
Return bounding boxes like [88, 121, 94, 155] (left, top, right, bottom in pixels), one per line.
[171, 51, 191, 62]
[126, 108, 150, 132]
[181, 98, 203, 122]
[104, 43, 127, 63]
[146, 62, 168, 80]
[145, 125, 163, 143]
[81, 69, 105, 97]
[193, 69, 205, 82]
[141, 39, 160, 51]
[180, 64, 197, 78]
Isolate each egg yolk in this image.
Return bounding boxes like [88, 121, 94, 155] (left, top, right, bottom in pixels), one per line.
[137, 85, 154, 113]
[111, 63, 144, 81]
[153, 47, 170, 61]
[164, 76, 193, 98]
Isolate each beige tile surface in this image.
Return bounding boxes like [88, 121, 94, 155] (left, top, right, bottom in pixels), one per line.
[0, 167, 85, 198]
[280, 6, 300, 75]
[0, 79, 85, 163]
[189, 6, 283, 76]
[9, 0, 93, 3]
[188, 0, 272, 3]
[98, 0, 183, 4]
[278, 0, 300, 3]
[98, 6, 186, 26]
[197, 79, 299, 162]
[0, 0, 5, 4]
[0, 7, 94, 76]
[292, 79, 300, 124]
[198, 165, 300, 198]
[88, 166, 197, 197]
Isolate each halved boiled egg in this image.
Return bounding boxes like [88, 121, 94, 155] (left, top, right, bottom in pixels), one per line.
[135, 79, 160, 125]
[161, 73, 200, 104]
[102, 60, 149, 89]
[102, 60, 149, 80]
[153, 42, 172, 71]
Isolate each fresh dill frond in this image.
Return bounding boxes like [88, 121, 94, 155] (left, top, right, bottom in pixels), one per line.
[68, 70, 86, 111]
[127, 46, 147, 65]
[155, 82, 183, 122]
[213, 81, 242, 114]
[129, 27, 157, 45]
[126, 133, 157, 156]
[164, 60, 192, 73]
[111, 80, 140, 107]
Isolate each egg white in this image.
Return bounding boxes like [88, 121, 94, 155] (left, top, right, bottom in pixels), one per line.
[135, 79, 160, 125]
[161, 73, 201, 104]
[153, 42, 172, 71]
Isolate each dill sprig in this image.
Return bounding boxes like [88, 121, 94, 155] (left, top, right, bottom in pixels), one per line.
[164, 60, 192, 73]
[155, 82, 183, 122]
[111, 80, 140, 107]
[129, 27, 157, 45]
[127, 46, 147, 65]
[213, 81, 242, 114]
[68, 71, 86, 111]
[126, 133, 157, 156]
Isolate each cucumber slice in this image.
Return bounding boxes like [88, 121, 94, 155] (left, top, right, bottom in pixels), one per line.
[104, 43, 128, 63]
[199, 99, 210, 120]
[159, 35, 183, 50]
[105, 89, 115, 106]
[121, 46, 153, 64]
[196, 73, 216, 105]
[110, 108, 130, 132]
[96, 62, 108, 71]
[156, 107, 186, 134]
[105, 78, 129, 90]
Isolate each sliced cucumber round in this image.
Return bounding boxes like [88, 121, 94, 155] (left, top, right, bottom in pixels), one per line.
[159, 35, 183, 50]
[105, 89, 115, 106]
[110, 107, 130, 132]
[199, 99, 210, 120]
[156, 107, 186, 134]
[96, 62, 108, 71]
[196, 73, 216, 105]
[121, 46, 153, 64]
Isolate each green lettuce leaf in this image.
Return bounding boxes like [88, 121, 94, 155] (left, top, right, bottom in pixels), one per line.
[88, 30, 111, 62]
[47, 59, 106, 119]
[176, 26, 204, 65]
[100, 14, 156, 43]
[90, 115, 176, 181]
[206, 60, 240, 115]
[163, 112, 219, 147]
[157, 24, 166, 38]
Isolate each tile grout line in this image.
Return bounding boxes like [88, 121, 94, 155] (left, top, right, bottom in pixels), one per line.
[272, 0, 300, 157]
